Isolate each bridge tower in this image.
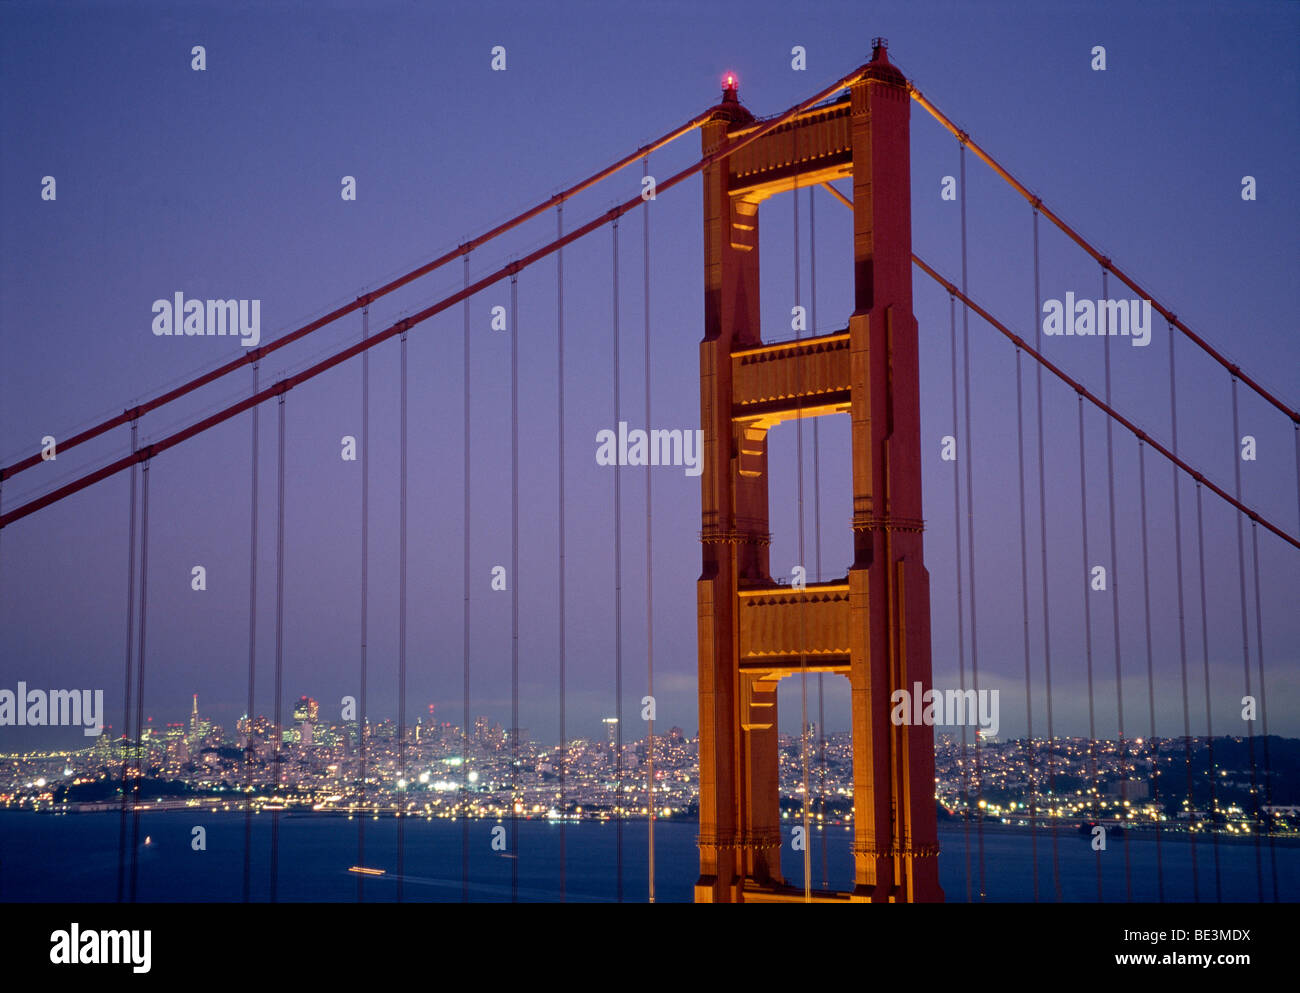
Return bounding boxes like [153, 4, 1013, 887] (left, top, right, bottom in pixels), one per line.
[695, 39, 943, 903]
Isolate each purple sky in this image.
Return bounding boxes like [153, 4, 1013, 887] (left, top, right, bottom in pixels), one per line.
[2, 0, 1297, 749]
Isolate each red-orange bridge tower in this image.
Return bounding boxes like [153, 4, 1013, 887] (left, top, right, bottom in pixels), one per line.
[695, 39, 943, 903]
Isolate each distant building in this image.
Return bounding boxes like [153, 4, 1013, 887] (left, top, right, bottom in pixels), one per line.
[603, 717, 619, 764]
[1105, 779, 1150, 800]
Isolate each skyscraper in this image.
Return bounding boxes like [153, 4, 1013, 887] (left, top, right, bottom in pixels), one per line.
[603, 717, 619, 765]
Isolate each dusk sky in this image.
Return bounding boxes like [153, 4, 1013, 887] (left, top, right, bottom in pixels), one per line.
[1, 0, 1297, 750]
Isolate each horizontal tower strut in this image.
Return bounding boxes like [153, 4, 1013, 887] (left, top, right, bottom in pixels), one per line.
[1, 64, 874, 531]
[907, 85, 1299, 424]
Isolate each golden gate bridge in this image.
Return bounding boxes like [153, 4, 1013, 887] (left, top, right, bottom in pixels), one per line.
[1, 39, 1296, 905]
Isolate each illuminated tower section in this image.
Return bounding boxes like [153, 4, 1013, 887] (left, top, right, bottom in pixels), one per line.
[695, 40, 943, 903]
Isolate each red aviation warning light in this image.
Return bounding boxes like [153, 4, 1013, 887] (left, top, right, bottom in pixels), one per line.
[722, 72, 738, 93]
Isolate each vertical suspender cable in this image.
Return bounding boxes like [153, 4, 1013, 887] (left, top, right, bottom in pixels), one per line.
[1170, 323, 1196, 899]
[612, 218, 624, 902]
[397, 326, 408, 902]
[948, 289, 971, 903]
[462, 255, 472, 902]
[1102, 269, 1132, 901]
[1251, 522, 1278, 900]
[244, 366, 259, 904]
[0, 473, 4, 889]
[1231, 377, 1263, 901]
[1033, 207, 1062, 901]
[1138, 440, 1165, 900]
[129, 455, 151, 903]
[0, 472, 2, 884]
[958, 142, 985, 900]
[117, 419, 139, 904]
[811, 185, 828, 891]
[358, 305, 370, 900]
[1194, 483, 1222, 900]
[794, 153, 811, 903]
[510, 272, 520, 904]
[1169, 322, 1199, 901]
[556, 207, 568, 902]
[271, 392, 286, 903]
[643, 158, 656, 904]
[1015, 340, 1036, 902]
[0, 479, 2, 892]
[1077, 393, 1102, 902]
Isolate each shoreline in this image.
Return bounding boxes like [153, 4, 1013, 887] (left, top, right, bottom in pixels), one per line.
[9, 805, 1299, 847]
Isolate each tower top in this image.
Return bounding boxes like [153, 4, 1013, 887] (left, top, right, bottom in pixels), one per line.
[706, 70, 754, 127]
[865, 37, 906, 86]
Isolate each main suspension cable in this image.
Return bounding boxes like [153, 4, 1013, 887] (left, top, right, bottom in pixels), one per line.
[2, 61, 876, 533]
[907, 256, 1300, 551]
[908, 82, 1299, 424]
[0, 111, 719, 485]
[822, 167, 1300, 552]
